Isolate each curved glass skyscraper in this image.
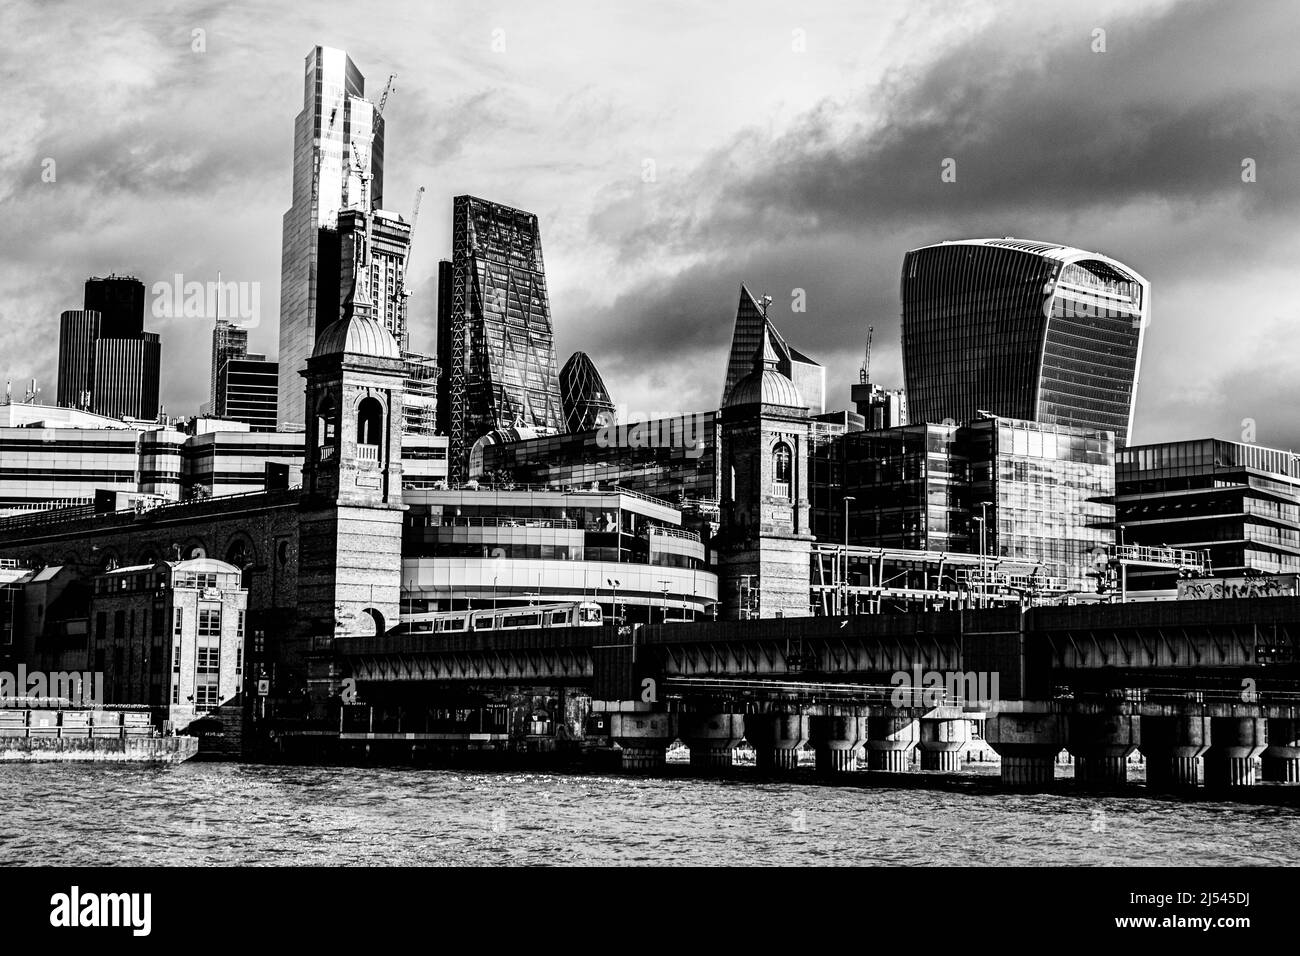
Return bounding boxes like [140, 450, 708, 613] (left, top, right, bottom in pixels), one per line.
[901, 238, 1148, 446]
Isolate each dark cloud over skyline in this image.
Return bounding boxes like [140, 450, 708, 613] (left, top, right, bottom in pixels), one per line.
[2, 0, 1297, 449]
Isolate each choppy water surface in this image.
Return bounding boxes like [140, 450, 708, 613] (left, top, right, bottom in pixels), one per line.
[0, 762, 1295, 866]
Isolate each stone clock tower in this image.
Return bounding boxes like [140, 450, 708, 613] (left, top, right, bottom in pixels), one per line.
[297, 302, 406, 711]
[717, 322, 815, 619]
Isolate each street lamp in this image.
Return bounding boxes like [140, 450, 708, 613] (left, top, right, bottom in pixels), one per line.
[606, 577, 621, 625]
[658, 579, 671, 624]
[974, 500, 992, 608]
[842, 496, 856, 616]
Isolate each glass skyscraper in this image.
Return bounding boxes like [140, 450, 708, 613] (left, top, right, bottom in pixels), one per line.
[277, 46, 384, 429]
[559, 351, 616, 432]
[901, 239, 1148, 446]
[440, 195, 562, 480]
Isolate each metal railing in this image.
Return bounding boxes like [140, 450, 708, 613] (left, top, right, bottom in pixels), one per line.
[431, 516, 579, 530]
[357, 443, 380, 462]
[609, 485, 677, 509]
[648, 526, 701, 543]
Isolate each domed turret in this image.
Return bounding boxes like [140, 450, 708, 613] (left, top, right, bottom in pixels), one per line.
[723, 321, 806, 410]
[312, 312, 401, 360]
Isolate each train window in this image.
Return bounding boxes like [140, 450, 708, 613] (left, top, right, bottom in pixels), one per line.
[580, 607, 602, 623]
[550, 611, 567, 625]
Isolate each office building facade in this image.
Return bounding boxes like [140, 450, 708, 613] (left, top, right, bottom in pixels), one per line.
[208, 319, 249, 413]
[56, 310, 101, 410]
[214, 356, 278, 431]
[832, 415, 1115, 592]
[91, 332, 161, 421]
[1117, 438, 1300, 589]
[278, 45, 385, 428]
[440, 195, 563, 481]
[57, 276, 162, 420]
[901, 239, 1148, 446]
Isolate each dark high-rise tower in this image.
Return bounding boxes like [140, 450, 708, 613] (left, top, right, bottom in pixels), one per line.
[57, 275, 161, 420]
[93, 333, 161, 420]
[442, 195, 562, 479]
[559, 352, 616, 432]
[901, 238, 1148, 446]
[434, 258, 453, 437]
[57, 310, 101, 410]
[83, 275, 145, 338]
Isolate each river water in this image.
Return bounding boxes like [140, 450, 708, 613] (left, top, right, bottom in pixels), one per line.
[1, 762, 1297, 866]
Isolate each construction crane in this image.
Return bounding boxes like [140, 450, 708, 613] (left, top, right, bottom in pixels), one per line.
[347, 137, 376, 320]
[860, 326, 874, 384]
[390, 186, 425, 340]
[375, 74, 396, 116]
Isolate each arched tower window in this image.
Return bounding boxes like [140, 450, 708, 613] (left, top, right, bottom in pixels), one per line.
[316, 394, 338, 461]
[357, 397, 384, 464]
[772, 442, 793, 499]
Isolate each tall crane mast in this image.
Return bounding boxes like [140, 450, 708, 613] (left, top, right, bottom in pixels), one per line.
[860, 326, 874, 384]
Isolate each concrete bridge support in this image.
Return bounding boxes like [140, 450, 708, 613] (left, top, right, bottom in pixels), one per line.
[865, 713, 919, 772]
[1140, 713, 1210, 790]
[679, 713, 745, 771]
[610, 712, 678, 772]
[1066, 708, 1140, 786]
[744, 712, 809, 774]
[1204, 716, 1266, 790]
[1263, 717, 1300, 783]
[808, 712, 867, 776]
[983, 705, 1064, 788]
[918, 709, 972, 772]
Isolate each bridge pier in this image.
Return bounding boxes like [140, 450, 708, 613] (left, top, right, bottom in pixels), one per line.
[609, 712, 678, 772]
[1066, 706, 1140, 787]
[1203, 716, 1266, 790]
[679, 713, 745, 771]
[808, 712, 867, 775]
[1140, 712, 1210, 790]
[745, 713, 809, 774]
[983, 704, 1064, 789]
[917, 708, 972, 772]
[865, 713, 919, 772]
[1263, 717, 1300, 783]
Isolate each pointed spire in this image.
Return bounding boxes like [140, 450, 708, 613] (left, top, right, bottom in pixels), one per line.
[753, 320, 780, 373]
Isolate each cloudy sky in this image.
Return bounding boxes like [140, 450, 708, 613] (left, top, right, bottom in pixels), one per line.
[2, 0, 1298, 447]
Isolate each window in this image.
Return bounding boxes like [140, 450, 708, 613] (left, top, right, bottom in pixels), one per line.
[236, 611, 245, 639]
[197, 647, 220, 674]
[195, 683, 220, 710]
[172, 682, 179, 705]
[173, 607, 183, 637]
[357, 397, 384, 460]
[772, 442, 793, 499]
[235, 646, 242, 675]
[198, 607, 221, 638]
[172, 641, 181, 672]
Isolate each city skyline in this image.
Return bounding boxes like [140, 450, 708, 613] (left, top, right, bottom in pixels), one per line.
[3, 0, 1299, 451]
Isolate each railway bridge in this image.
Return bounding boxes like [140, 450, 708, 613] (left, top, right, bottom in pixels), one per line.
[328, 597, 1300, 795]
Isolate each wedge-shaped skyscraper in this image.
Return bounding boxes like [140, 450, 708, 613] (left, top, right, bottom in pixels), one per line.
[719, 285, 824, 414]
[901, 238, 1148, 446]
[439, 195, 563, 479]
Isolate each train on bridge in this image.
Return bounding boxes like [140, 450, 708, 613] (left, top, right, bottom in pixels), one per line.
[400, 601, 604, 634]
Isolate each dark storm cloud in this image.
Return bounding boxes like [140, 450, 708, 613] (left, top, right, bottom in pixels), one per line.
[577, 0, 1300, 440]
